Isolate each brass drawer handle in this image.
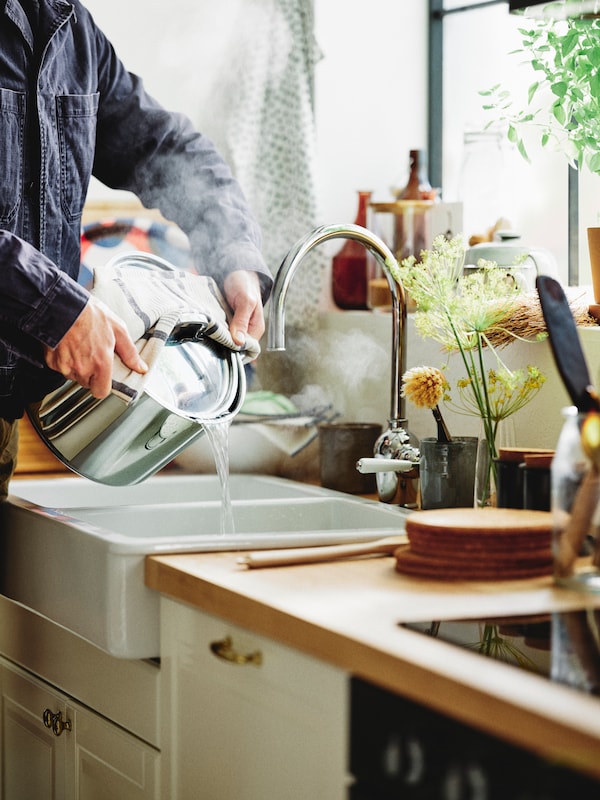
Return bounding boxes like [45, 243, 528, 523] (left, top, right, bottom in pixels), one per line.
[42, 708, 72, 737]
[210, 635, 263, 667]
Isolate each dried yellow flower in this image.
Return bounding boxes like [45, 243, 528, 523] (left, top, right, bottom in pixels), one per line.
[402, 366, 446, 410]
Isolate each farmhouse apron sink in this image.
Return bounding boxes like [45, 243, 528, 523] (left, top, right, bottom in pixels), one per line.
[0, 474, 408, 659]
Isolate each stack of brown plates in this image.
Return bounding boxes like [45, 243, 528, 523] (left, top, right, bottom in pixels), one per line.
[394, 507, 553, 580]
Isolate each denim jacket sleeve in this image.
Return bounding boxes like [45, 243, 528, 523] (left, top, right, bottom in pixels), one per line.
[88, 16, 273, 302]
[0, 231, 88, 364]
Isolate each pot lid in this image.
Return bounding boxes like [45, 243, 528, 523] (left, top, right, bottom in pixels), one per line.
[145, 336, 244, 422]
[465, 232, 533, 267]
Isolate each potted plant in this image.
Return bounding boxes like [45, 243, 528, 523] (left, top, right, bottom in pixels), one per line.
[483, 7, 600, 173]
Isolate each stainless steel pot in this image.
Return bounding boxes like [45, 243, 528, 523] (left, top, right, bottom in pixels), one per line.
[27, 280, 246, 487]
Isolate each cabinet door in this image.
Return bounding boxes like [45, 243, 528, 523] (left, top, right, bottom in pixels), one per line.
[0, 659, 160, 800]
[160, 598, 349, 800]
[70, 704, 160, 800]
[0, 661, 69, 800]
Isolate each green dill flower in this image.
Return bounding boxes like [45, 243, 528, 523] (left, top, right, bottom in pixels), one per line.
[391, 235, 547, 506]
[446, 366, 546, 426]
[394, 236, 522, 354]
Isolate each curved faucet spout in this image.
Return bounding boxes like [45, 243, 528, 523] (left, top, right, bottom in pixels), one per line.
[267, 223, 407, 423]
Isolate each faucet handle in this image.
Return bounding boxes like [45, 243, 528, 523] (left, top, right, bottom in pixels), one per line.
[356, 457, 415, 474]
[370, 423, 420, 504]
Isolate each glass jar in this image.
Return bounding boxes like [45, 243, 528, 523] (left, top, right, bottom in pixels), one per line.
[458, 128, 512, 244]
[552, 406, 600, 592]
[474, 417, 515, 508]
[367, 150, 436, 312]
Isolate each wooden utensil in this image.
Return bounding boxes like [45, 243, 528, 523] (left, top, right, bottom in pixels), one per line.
[556, 412, 600, 577]
[237, 536, 406, 569]
[537, 276, 600, 574]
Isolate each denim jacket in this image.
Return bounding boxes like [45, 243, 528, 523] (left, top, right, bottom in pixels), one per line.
[0, 0, 271, 418]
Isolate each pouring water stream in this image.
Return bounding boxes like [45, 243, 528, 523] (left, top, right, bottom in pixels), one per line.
[204, 420, 235, 535]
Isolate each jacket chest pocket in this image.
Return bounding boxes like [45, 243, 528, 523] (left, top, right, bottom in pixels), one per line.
[0, 88, 25, 225]
[56, 92, 99, 222]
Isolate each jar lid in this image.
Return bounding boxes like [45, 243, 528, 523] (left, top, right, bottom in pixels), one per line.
[369, 200, 434, 213]
[498, 446, 555, 463]
[523, 453, 555, 469]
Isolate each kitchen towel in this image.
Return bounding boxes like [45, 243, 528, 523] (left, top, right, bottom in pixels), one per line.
[200, 0, 326, 329]
[90, 253, 260, 404]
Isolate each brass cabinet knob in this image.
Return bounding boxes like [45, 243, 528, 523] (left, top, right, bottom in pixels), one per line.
[42, 708, 72, 737]
[210, 635, 263, 667]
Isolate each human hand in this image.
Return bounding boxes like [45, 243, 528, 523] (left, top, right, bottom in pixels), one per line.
[223, 270, 265, 345]
[44, 296, 148, 399]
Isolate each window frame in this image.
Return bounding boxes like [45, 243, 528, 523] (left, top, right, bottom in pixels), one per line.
[427, 0, 579, 284]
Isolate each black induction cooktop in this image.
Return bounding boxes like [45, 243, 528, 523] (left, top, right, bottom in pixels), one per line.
[400, 608, 600, 696]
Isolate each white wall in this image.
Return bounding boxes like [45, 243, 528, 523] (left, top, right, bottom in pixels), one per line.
[313, 2, 428, 224]
[310, 310, 583, 451]
[83, 0, 427, 226]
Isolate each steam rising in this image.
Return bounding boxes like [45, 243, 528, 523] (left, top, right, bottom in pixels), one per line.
[282, 327, 389, 423]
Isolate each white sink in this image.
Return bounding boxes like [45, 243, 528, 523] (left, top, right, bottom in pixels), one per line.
[0, 474, 407, 659]
[5, 473, 327, 507]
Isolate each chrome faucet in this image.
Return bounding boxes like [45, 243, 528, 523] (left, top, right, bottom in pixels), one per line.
[267, 223, 419, 504]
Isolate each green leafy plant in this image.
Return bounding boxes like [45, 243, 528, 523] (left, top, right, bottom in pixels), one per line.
[482, 12, 600, 174]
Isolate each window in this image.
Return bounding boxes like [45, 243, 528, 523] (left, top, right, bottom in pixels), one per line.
[428, 0, 600, 285]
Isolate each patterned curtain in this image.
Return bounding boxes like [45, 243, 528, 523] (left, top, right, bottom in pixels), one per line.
[204, 0, 326, 328]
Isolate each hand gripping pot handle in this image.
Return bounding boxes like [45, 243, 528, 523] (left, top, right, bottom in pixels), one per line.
[27, 255, 247, 486]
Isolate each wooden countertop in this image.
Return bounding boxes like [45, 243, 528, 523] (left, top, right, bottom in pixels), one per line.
[146, 549, 600, 780]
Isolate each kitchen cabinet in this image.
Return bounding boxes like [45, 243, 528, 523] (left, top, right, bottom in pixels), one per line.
[349, 676, 600, 799]
[0, 657, 160, 800]
[156, 592, 600, 800]
[159, 597, 349, 800]
[1, 659, 68, 800]
[0, 595, 161, 799]
[147, 551, 600, 787]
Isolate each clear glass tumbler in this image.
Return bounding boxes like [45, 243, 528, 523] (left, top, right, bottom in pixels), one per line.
[419, 436, 478, 510]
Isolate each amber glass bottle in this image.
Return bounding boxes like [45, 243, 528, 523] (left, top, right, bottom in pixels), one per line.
[331, 191, 372, 310]
[395, 149, 432, 201]
[394, 150, 433, 261]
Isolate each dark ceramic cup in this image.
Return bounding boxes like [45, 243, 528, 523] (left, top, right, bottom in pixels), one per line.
[318, 422, 383, 494]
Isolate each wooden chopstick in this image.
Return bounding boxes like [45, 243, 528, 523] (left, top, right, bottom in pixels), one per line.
[237, 536, 406, 569]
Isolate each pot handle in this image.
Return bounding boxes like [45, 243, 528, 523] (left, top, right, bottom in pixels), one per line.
[528, 248, 558, 278]
[166, 314, 211, 345]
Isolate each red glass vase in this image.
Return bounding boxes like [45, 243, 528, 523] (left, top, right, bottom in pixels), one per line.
[331, 191, 372, 310]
